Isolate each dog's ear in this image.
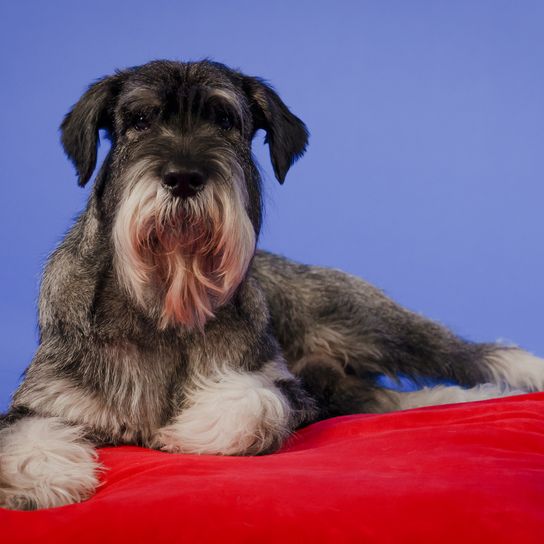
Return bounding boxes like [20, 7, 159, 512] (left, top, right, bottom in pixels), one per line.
[243, 77, 308, 184]
[61, 74, 122, 187]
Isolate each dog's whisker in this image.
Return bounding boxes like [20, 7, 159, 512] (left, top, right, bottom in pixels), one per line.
[113, 157, 256, 330]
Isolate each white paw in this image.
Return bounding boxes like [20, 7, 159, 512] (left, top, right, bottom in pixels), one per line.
[390, 383, 524, 411]
[154, 368, 291, 455]
[0, 417, 100, 510]
[486, 348, 544, 391]
[376, 383, 525, 412]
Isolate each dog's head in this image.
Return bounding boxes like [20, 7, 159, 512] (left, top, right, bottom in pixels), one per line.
[60, 60, 308, 330]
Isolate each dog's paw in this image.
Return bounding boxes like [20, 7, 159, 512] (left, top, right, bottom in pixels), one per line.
[384, 383, 525, 411]
[486, 348, 544, 391]
[153, 368, 291, 456]
[0, 416, 100, 510]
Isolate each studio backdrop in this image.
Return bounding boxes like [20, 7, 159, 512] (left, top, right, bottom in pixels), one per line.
[1, 0, 543, 410]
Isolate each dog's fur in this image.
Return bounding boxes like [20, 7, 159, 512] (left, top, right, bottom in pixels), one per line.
[1, 60, 543, 510]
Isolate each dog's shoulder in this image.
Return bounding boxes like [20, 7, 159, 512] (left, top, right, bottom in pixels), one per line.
[38, 202, 112, 336]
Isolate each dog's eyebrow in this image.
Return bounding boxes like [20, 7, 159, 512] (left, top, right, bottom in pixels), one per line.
[118, 86, 161, 111]
[204, 88, 245, 119]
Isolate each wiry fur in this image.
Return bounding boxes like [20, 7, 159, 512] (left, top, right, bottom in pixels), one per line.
[153, 363, 292, 455]
[484, 348, 544, 391]
[113, 155, 255, 329]
[2, 59, 544, 511]
[0, 417, 99, 510]
[373, 383, 524, 412]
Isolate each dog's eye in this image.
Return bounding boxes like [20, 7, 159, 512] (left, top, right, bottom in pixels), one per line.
[216, 112, 234, 131]
[130, 113, 152, 132]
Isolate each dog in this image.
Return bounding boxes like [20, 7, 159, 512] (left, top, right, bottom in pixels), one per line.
[1, 59, 543, 511]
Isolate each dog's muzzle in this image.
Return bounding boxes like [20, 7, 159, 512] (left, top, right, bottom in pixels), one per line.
[162, 165, 207, 198]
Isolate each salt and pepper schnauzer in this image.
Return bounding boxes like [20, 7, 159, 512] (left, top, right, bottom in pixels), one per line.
[1, 60, 543, 511]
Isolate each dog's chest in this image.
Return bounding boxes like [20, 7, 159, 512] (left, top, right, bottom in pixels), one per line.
[89, 340, 186, 444]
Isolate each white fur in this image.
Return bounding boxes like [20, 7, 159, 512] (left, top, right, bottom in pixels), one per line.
[485, 348, 544, 391]
[0, 417, 99, 510]
[375, 383, 523, 412]
[113, 159, 255, 330]
[154, 366, 291, 455]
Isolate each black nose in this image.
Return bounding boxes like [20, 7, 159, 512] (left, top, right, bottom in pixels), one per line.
[162, 168, 206, 198]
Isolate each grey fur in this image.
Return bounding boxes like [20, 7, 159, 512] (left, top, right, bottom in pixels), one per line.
[251, 252, 501, 419]
[1, 60, 541, 510]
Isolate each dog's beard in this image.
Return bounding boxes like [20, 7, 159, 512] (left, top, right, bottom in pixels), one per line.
[113, 159, 256, 330]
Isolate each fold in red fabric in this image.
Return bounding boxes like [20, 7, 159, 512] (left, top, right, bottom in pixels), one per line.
[2, 393, 544, 543]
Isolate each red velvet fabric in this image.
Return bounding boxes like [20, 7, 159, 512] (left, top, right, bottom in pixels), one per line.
[3, 393, 544, 543]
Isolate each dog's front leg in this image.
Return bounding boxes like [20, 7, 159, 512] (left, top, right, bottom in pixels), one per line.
[0, 413, 100, 510]
[153, 357, 314, 456]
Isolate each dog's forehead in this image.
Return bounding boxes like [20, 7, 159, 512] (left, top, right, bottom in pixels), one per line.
[119, 61, 243, 106]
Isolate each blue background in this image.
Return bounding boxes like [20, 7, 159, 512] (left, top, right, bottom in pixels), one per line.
[1, 1, 543, 411]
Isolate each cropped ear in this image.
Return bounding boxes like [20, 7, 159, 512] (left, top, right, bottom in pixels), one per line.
[60, 74, 122, 187]
[243, 77, 308, 184]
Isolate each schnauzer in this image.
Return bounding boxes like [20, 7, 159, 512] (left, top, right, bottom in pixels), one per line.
[1, 60, 543, 511]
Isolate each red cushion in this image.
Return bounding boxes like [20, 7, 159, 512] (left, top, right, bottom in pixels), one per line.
[3, 393, 544, 543]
